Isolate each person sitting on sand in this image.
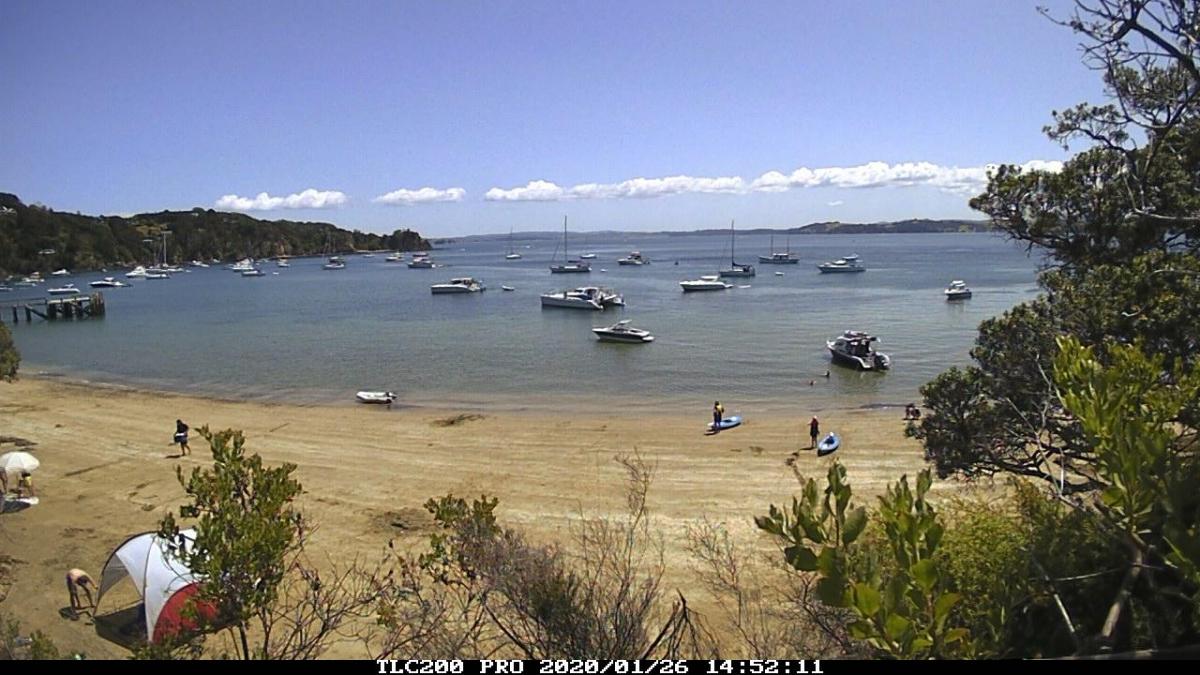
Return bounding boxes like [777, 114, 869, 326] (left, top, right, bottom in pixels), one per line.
[16, 471, 34, 498]
[174, 419, 190, 456]
[66, 568, 96, 613]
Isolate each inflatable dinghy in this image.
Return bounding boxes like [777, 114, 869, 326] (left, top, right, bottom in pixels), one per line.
[356, 391, 396, 405]
[707, 415, 743, 432]
[817, 432, 840, 456]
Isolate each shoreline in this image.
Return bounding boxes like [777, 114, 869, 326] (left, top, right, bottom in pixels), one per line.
[0, 376, 972, 658]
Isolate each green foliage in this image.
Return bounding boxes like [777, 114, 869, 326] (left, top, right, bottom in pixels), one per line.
[0, 322, 18, 382]
[0, 192, 430, 276]
[159, 426, 303, 659]
[757, 463, 972, 659]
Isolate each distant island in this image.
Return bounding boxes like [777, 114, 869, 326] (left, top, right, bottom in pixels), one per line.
[447, 218, 993, 243]
[0, 193, 429, 276]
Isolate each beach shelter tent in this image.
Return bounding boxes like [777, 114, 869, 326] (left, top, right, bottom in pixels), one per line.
[95, 528, 217, 646]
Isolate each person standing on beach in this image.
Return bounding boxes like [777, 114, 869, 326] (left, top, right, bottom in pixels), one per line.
[174, 419, 190, 456]
[66, 568, 96, 613]
[809, 416, 820, 449]
[713, 401, 724, 429]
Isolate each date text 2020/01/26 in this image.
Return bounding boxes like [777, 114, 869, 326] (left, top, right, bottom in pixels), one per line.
[374, 661, 826, 675]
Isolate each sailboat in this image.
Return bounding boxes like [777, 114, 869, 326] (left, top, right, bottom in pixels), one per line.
[549, 216, 591, 273]
[505, 227, 522, 260]
[718, 220, 755, 277]
[147, 232, 174, 277]
[758, 235, 799, 264]
[321, 233, 345, 270]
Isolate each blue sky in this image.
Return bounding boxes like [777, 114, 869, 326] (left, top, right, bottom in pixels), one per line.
[1, 1, 1106, 236]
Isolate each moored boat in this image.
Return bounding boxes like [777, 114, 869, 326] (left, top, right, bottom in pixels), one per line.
[89, 277, 129, 288]
[431, 277, 486, 294]
[47, 283, 80, 296]
[592, 319, 654, 343]
[826, 330, 891, 371]
[680, 275, 731, 292]
[818, 254, 866, 273]
[944, 280, 972, 300]
[618, 251, 650, 266]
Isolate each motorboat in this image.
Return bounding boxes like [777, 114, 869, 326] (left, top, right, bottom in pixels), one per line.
[618, 251, 650, 266]
[944, 280, 972, 300]
[827, 330, 891, 371]
[774, 271, 785, 276]
[385, 253, 405, 262]
[592, 319, 654, 344]
[818, 254, 866, 273]
[356, 391, 396, 405]
[230, 258, 256, 272]
[89, 277, 128, 288]
[125, 266, 148, 279]
[144, 269, 170, 280]
[759, 235, 799, 264]
[51, 268, 70, 277]
[361, 253, 375, 258]
[407, 258, 435, 269]
[322, 256, 346, 270]
[680, 275, 732, 292]
[579, 253, 597, 260]
[47, 283, 80, 296]
[276, 259, 290, 268]
[242, 268, 265, 277]
[541, 286, 610, 310]
[549, 216, 591, 273]
[189, 260, 210, 268]
[505, 253, 523, 260]
[502, 286, 515, 291]
[431, 277, 486, 294]
[718, 220, 755, 277]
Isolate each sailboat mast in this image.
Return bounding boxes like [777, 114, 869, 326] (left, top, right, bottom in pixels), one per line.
[564, 215, 569, 258]
[730, 220, 735, 265]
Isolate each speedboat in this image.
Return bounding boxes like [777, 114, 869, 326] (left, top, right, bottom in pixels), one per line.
[618, 251, 650, 266]
[827, 330, 891, 371]
[680, 275, 732, 292]
[125, 266, 148, 279]
[431, 277, 486, 294]
[944, 280, 972, 300]
[592, 319, 654, 344]
[579, 253, 597, 260]
[818, 255, 866, 273]
[541, 287, 604, 310]
[47, 284, 80, 296]
[276, 258, 290, 268]
[242, 268, 265, 277]
[502, 286, 515, 291]
[356, 391, 396, 405]
[322, 256, 346, 270]
[51, 269, 70, 277]
[385, 253, 404, 262]
[230, 258, 256, 272]
[505, 253, 522, 260]
[189, 260, 210, 268]
[89, 277, 128, 288]
[407, 258, 435, 269]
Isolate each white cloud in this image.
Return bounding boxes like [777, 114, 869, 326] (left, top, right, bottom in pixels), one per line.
[215, 188, 348, 211]
[486, 160, 1062, 203]
[373, 186, 466, 205]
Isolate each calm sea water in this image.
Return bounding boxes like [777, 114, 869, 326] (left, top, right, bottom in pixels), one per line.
[6, 232, 1042, 413]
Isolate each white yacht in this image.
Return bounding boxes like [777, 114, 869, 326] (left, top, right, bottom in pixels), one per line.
[189, 260, 210, 268]
[431, 277, 486, 294]
[51, 268, 71, 277]
[944, 280, 972, 300]
[144, 269, 170, 280]
[407, 257, 435, 269]
[579, 253, 597, 260]
[125, 266, 148, 279]
[818, 254, 866, 273]
[592, 319, 654, 343]
[827, 330, 891, 371]
[89, 277, 128, 288]
[385, 253, 405, 262]
[276, 258, 290, 268]
[540, 286, 621, 310]
[230, 258, 256, 272]
[680, 275, 732, 292]
[242, 268, 265, 277]
[618, 251, 650, 266]
[322, 256, 346, 270]
[47, 283, 80, 296]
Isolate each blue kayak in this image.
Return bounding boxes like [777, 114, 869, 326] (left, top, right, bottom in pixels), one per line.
[708, 415, 742, 431]
[817, 432, 840, 456]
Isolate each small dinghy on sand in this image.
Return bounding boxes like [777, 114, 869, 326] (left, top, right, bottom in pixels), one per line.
[817, 432, 841, 456]
[356, 391, 396, 405]
[706, 415, 743, 433]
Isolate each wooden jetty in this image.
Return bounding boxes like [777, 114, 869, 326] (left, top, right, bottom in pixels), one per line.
[2, 292, 106, 324]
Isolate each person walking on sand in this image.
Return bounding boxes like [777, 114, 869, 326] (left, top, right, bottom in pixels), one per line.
[809, 416, 820, 449]
[174, 419, 190, 456]
[66, 568, 96, 613]
[712, 401, 725, 429]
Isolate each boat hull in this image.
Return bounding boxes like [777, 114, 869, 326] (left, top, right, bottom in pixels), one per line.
[758, 257, 799, 264]
[945, 291, 972, 300]
[431, 286, 482, 294]
[549, 266, 591, 273]
[592, 329, 654, 343]
[540, 295, 602, 310]
[719, 268, 756, 277]
[818, 266, 865, 273]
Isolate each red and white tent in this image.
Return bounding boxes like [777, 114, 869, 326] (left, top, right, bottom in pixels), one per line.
[96, 528, 216, 644]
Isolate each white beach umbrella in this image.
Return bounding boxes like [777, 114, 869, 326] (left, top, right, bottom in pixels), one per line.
[0, 451, 40, 474]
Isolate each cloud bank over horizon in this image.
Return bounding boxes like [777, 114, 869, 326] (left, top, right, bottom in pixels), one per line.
[485, 160, 1063, 202]
[214, 189, 348, 211]
[373, 186, 466, 205]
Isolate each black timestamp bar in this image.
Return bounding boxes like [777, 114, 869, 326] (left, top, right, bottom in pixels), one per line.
[376, 661, 826, 675]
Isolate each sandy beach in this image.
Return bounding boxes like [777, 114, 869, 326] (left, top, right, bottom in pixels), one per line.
[0, 376, 968, 658]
